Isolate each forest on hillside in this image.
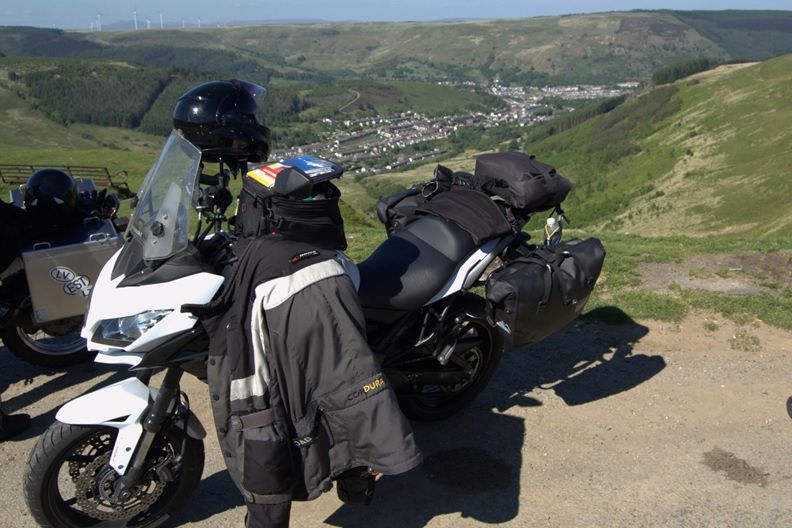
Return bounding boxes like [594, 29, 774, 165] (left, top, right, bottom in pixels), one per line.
[16, 62, 168, 128]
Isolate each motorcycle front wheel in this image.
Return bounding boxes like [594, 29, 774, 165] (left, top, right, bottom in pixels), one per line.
[24, 422, 204, 528]
[0, 319, 94, 368]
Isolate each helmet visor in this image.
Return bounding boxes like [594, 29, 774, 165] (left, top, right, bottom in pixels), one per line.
[233, 80, 267, 115]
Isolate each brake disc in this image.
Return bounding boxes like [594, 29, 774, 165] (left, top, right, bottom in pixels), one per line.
[68, 434, 110, 481]
[74, 452, 166, 521]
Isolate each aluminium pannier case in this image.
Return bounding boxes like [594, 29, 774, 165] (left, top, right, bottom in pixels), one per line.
[474, 152, 572, 212]
[22, 219, 122, 323]
[486, 237, 605, 347]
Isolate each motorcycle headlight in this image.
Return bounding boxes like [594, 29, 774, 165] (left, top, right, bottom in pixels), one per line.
[94, 309, 173, 346]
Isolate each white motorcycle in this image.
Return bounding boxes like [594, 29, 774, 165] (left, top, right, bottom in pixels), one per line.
[24, 132, 530, 527]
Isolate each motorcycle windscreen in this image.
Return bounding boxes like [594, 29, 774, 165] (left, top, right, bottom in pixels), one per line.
[128, 132, 201, 261]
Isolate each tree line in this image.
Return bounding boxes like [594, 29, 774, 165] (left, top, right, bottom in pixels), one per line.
[651, 57, 717, 85]
[22, 64, 168, 128]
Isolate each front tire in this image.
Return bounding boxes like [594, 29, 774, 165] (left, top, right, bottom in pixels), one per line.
[24, 422, 204, 528]
[1, 321, 93, 368]
[397, 294, 503, 421]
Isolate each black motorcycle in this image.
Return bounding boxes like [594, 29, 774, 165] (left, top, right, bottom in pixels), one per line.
[0, 177, 125, 367]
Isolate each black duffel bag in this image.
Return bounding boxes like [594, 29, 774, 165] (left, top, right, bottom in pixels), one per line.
[486, 238, 605, 347]
[474, 152, 572, 212]
[375, 164, 476, 236]
[375, 185, 426, 237]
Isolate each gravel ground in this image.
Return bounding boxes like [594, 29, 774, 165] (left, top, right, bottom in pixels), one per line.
[2, 312, 792, 527]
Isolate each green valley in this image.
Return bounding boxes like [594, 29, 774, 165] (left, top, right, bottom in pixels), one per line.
[0, 11, 791, 333]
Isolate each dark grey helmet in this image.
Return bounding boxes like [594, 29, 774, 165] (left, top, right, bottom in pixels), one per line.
[24, 168, 78, 224]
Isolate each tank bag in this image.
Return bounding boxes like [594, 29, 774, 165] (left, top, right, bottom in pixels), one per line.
[235, 173, 346, 251]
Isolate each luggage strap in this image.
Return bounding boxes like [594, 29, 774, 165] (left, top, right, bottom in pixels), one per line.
[229, 408, 275, 431]
[509, 249, 573, 312]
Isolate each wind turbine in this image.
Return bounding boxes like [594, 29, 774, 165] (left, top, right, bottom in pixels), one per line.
[96, 13, 102, 32]
[181, 18, 185, 29]
[159, 13, 163, 29]
[145, 17, 151, 30]
[134, 10, 138, 30]
[197, 17, 202, 29]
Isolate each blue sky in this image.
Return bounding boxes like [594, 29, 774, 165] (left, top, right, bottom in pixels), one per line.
[1, 1, 790, 29]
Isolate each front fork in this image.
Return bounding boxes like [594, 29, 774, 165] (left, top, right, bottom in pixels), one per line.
[56, 365, 206, 500]
[111, 368, 185, 500]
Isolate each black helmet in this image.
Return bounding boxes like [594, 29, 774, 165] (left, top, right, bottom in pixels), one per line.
[172, 79, 271, 163]
[24, 168, 78, 224]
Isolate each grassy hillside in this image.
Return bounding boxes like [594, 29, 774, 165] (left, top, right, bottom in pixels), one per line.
[672, 10, 792, 60]
[4, 10, 792, 85]
[519, 55, 792, 238]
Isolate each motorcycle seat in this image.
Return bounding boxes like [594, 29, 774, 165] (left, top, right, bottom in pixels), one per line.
[356, 215, 476, 312]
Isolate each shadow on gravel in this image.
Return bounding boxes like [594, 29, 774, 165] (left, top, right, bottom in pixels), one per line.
[176, 306, 662, 527]
[173, 470, 244, 523]
[495, 306, 664, 410]
[325, 409, 525, 527]
[0, 344, 126, 441]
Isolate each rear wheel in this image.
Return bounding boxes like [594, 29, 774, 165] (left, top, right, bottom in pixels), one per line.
[24, 422, 204, 528]
[396, 294, 503, 421]
[0, 316, 94, 368]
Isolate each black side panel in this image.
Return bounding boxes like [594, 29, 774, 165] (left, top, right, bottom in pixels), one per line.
[112, 235, 145, 280]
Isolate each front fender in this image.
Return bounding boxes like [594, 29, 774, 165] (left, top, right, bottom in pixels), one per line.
[56, 377, 205, 475]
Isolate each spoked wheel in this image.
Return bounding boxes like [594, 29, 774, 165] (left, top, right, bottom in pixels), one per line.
[396, 295, 503, 421]
[1, 316, 94, 368]
[25, 422, 204, 528]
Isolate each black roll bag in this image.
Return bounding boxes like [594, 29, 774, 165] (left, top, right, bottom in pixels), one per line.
[474, 152, 572, 212]
[375, 186, 425, 237]
[486, 238, 606, 347]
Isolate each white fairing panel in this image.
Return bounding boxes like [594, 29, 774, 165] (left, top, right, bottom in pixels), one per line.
[82, 249, 224, 354]
[426, 238, 500, 305]
[56, 377, 153, 474]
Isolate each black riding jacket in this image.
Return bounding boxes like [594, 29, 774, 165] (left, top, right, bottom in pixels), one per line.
[198, 236, 422, 504]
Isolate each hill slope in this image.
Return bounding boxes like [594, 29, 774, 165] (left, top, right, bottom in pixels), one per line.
[521, 55, 792, 237]
[3, 10, 792, 84]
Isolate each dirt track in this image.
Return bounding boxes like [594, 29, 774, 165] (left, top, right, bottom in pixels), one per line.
[2, 311, 792, 527]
